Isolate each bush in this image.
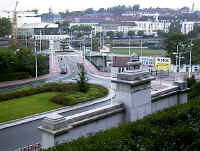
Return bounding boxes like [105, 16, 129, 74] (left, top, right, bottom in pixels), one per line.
[49, 84, 109, 106]
[187, 75, 196, 88]
[0, 83, 108, 104]
[45, 97, 200, 151]
[0, 72, 29, 82]
[0, 83, 77, 102]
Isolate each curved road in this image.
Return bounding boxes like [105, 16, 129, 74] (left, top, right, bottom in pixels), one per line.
[0, 52, 114, 151]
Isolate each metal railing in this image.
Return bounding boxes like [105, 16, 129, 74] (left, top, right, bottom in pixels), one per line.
[15, 143, 41, 151]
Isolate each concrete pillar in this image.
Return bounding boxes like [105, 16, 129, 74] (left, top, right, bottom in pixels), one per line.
[174, 80, 188, 104]
[112, 70, 154, 122]
[38, 113, 68, 149]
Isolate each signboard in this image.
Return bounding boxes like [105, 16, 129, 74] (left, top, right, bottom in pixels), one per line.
[140, 56, 154, 67]
[153, 57, 171, 71]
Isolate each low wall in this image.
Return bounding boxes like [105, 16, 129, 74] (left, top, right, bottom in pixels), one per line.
[39, 103, 124, 149]
[151, 82, 188, 113]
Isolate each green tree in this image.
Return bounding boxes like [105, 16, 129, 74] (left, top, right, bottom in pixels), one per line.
[169, 22, 182, 34]
[191, 36, 200, 64]
[0, 18, 12, 37]
[77, 64, 88, 92]
[116, 31, 123, 38]
[137, 30, 144, 36]
[128, 31, 135, 37]
[188, 23, 200, 38]
[157, 30, 168, 38]
[164, 33, 189, 64]
[92, 38, 99, 51]
[106, 31, 114, 39]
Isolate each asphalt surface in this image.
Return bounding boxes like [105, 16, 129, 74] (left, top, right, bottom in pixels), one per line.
[0, 51, 113, 151]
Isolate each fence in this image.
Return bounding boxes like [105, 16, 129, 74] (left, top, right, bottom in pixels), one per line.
[15, 143, 41, 151]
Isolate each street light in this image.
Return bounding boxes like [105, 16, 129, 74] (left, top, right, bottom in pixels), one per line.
[40, 30, 42, 53]
[172, 43, 185, 81]
[189, 40, 193, 78]
[34, 39, 38, 78]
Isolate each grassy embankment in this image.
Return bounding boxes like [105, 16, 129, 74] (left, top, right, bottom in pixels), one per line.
[111, 49, 166, 56]
[0, 83, 108, 123]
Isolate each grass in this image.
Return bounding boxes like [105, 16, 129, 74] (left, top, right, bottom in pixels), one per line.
[60, 85, 108, 106]
[0, 84, 108, 123]
[0, 92, 62, 123]
[111, 49, 166, 56]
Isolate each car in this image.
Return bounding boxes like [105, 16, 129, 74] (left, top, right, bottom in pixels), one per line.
[60, 67, 67, 74]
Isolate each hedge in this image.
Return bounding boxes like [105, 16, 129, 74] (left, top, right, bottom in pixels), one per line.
[0, 83, 78, 102]
[0, 83, 108, 103]
[45, 97, 200, 151]
[0, 72, 29, 82]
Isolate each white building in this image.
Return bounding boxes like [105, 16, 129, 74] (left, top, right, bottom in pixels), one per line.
[181, 21, 195, 34]
[134, 20, 171, 36]
[94, 23, 137, 34]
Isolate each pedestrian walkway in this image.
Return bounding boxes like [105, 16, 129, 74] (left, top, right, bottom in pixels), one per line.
[74, 56, 111, 78]
[0, 55, 60, 88]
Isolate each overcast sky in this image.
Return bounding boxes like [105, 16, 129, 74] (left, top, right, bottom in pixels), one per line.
[0, 0, 199, 15]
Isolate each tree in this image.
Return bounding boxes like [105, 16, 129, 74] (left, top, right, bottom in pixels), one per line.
[163, 33, 189, 64]
[188, 23, 200, 38]
[77, 64, 88, 92]
[157, 30, 168, 38]
[128, 31, 135, 37]
[137, 30, 144, 36]
[0, 18, 12, 37]
[92, 38, 99, 51]
[106, 31, 114, 39]
[116, 31, 123, 38]
[191, 36, 200, 64]
[84, 8, 95, 14]
[169, 22, 182, 34]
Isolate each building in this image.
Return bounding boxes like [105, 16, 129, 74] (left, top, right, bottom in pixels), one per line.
[181, 21, 195, 34]
[69, 18, 106, 28]
[41, 7, 63, 23]
[134, 20, 171, 36]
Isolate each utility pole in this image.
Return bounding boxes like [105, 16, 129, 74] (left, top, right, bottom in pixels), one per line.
[90, 30, 92, 61]
[129, 38, 131, 56]
[140, 39, 143, 57]
[189, 40, 193, 78]
[40, 30, 42, 53]
[34, 39, 38, 78]
[176, 45, 179, 73]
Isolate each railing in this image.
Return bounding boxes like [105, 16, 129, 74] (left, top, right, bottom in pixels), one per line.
[15, 143, 41, 151]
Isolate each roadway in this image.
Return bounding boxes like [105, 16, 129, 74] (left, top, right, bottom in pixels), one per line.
[0, 50, 113, 151]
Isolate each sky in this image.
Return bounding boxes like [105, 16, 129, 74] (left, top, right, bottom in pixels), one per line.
[0, 0, 199, 15]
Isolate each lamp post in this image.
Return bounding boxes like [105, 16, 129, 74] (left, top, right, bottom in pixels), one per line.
[140, 39, 143, 57]
[34, 39, 38, 78]
[90, 30, 92, 61]
[128, 38, 131, 56]
[189, 40, 193, 78]
[40, 30, 42, 53]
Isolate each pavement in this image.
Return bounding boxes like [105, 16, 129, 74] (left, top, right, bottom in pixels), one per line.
[74, 56, 111, 78]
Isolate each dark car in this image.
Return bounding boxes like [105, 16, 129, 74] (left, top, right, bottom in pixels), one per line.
[60, 67, 67, 74]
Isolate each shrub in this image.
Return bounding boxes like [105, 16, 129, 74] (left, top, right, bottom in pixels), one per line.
[0, 72, 29, 82]
[187, 75, 196, 88]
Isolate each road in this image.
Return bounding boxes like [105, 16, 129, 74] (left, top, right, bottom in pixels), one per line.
[0, 50, 113, 151]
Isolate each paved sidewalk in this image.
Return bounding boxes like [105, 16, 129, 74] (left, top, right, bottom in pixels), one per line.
[74, 56, 111, 78]
[0, 55, 60, 88]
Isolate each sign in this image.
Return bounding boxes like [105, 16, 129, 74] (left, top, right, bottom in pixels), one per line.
[140, 56, 154, 67]
[154, 57, 171, 71]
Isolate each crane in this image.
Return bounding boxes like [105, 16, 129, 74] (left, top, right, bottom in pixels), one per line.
[12, 1, 19, 46]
